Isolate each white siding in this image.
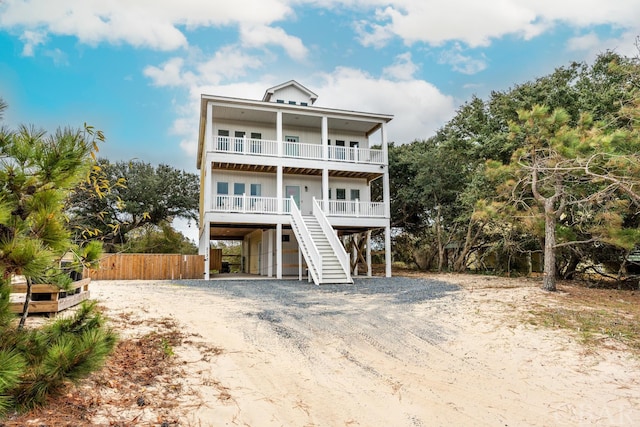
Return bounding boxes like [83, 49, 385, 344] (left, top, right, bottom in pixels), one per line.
[329, 177, 370, 202]
[272, 86, 312, 105]
[212, 171, 277, 197]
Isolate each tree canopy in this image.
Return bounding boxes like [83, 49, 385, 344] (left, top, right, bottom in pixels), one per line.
[389, 50, 640, 288]
[68, 159, 199, 252]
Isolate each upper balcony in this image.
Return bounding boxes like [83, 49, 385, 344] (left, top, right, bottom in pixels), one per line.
[210, 136, 385, 165]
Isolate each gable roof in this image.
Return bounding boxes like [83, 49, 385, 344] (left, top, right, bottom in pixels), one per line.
[262, 80, 318, 104]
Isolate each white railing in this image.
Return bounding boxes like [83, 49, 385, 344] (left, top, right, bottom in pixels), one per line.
[214, 136, 279, 157]
[210, 196, 385, 217]
[320, 200, 385, 217]
[312, 198, 352, 283]
[213, 195, 280, 213]
[283, 142, 323, 160]
[290, 197, 322, 284]
[211, 136, 384, 164]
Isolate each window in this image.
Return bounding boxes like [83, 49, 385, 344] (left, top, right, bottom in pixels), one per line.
[336, 188, 346, 200]
[217, 182, 229, 194]
[335, 140, 346, 160]
[217, 130, 229, 151]
[276, 99, 284, 103]
[284, 135, 299, 156]
[250, 184, 261, 196]
[216, 182, 228, 208]
[288, 101, 296, 105]
[250, 133, 262, 153]
[348, 141, 359, 161]
[282, 234, 290, 242]
[233, 183, 245, 208]
[233, 183, 245, 195]
[350, 189, 360, 201]
[301, 102, 308, 106]
[234, 131, 245, 152]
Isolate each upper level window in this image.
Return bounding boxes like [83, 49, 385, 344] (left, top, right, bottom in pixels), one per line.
[336, 188, 346, 200]
[276, 99, 284, 103]
[217, 130, 230, 150]
[301, 102, 308, 106]
[350, 189, 360, 201]
[217, 182, 228, 195]
[288, 101, 296, 105]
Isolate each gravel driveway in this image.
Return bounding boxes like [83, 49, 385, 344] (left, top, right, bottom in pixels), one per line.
[92, 276, 640, 426]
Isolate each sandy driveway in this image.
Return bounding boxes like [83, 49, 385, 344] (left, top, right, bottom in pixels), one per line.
[92, 276, 640, 426]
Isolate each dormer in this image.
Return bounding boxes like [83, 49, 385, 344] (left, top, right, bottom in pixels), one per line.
[262, 80, 318, 106]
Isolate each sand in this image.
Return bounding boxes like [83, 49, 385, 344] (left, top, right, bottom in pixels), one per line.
[89, 275, 640, 426]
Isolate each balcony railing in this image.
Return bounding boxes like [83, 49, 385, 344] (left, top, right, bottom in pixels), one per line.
[211, 136, 384, 164]
[211, 195, 384, 217]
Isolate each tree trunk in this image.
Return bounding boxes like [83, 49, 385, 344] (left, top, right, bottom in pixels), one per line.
[18, 276, 32, 329]
[435, 206, 444, 272]
[543, 204, 557, 291]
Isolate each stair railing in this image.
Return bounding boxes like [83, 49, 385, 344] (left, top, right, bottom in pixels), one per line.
[290, 196, 322, 284]
[312, 197, 353, 283]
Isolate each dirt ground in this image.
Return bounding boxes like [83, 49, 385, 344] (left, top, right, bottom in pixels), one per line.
[5, 273, 640, 426]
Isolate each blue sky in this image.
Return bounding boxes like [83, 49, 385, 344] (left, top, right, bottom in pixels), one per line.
[1, 0, 639, 175]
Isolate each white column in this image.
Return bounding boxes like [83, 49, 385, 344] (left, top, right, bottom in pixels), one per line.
[381, 122, 391, 219]
[205, 102, 213, 152]
[267, 229, 274, 277]
[277, 166, 283, 214]
[322, 168, 329, 213]
[276, 223, 283, 279]
[276, 110, 283, 157]
[352, 234, 358, 277]
[385, 225, 392, 277]
[298, 247, 303, 281]
[366, 230, 372, 277]
[321, 116, 328, 161]
[202, 222, 210, 280]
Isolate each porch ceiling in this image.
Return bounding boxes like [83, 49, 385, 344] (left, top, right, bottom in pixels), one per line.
[212, 163, 381, 181]
[209, 224, 275, 240]
[211, 105, 383, 134]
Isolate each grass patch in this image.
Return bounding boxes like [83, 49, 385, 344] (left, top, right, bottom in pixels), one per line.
[526, 283, 640, 354]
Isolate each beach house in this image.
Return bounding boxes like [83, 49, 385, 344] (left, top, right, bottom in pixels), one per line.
[196, 80, 393, 283]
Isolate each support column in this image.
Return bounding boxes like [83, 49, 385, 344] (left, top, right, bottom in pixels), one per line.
[276, 110, 283, 157]
[277, 165, 283, 213]
[381, 122, 391, 219]
[321, 116, 328, 160]
[352, 234, 358, 277]
[202, 222, 210, 280]
[322, 168, 329, 213]
[385, 225, 392, 277]
[366, 230, 372, 277]
[298, 247, 303, 281]
[205, 102, 213, 152]
[267, 229, 274, 277]
[276, 223, 283, 279]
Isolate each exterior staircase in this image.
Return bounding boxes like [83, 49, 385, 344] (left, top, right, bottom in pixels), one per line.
[290, 198, 352, 285]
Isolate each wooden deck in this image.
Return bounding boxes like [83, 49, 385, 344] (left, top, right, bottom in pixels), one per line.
[10, 278, 91, 315]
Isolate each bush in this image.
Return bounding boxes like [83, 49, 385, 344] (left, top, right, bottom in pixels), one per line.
[0, 297, 117, 417]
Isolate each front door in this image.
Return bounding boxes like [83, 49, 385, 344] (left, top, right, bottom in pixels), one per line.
[286, 185, 301, 211]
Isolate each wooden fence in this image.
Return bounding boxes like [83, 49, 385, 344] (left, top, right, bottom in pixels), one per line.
[84, 253, 205, 280]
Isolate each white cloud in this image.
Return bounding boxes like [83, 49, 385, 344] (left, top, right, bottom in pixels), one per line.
[382, 52, 418, 81]
[19, 30, 46, 56]
[439, 43, 487, 75]
[567, 29, 640, 60]
[316, 67, 456, 144]
[0, 0, 294, 52]
[355, 0, 640, 48]
[239, 25, 308, 60]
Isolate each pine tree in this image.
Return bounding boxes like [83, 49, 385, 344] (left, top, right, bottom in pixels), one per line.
[0, 99, 117, 416]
